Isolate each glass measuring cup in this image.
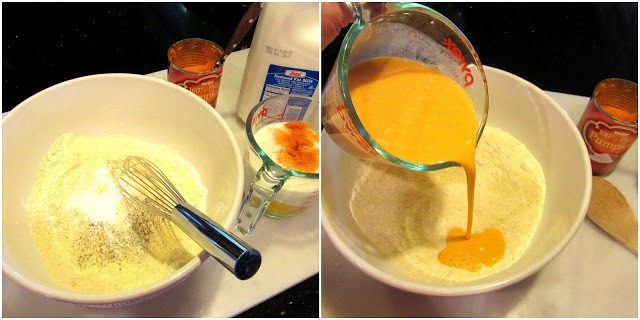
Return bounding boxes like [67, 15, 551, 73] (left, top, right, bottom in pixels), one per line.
[236, 94, 319, 236]
[322, 2, 489, 171]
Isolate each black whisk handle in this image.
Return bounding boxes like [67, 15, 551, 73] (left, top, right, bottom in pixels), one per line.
[173, 203, 261, 280]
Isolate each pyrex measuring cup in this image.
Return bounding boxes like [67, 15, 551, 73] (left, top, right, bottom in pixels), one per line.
[236, 94, 319, 236]
[322, 2, 489, 171]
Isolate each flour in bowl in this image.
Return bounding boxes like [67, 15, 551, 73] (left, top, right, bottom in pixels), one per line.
[349, 126, 546, 284]
[26, 133, 207, 294]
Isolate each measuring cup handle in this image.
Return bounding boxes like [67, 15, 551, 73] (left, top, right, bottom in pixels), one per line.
[235, 165, 287, 236]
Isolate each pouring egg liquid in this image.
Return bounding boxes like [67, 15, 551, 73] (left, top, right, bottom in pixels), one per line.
[349, 56, 504, 271]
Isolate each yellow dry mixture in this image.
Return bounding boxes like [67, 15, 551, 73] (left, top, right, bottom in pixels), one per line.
[349, 126, 546, 284]
[26, 133, 207, 294]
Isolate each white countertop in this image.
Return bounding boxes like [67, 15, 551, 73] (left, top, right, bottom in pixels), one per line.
[320, 91, 638, 317]
[2, 49, 320, 318]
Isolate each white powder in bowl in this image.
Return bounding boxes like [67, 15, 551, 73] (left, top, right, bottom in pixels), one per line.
[26, 133, 207, 294]
[349, 126, 546, 284]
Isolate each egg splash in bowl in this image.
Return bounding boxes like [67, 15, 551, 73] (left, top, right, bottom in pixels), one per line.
[321, 66, 592, 296]
[347, 56, 501, 272]
[348, 126, 544, 283]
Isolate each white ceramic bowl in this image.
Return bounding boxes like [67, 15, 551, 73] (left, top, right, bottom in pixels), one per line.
[321, 66, 592, 296]
[2, 74, 244, 306]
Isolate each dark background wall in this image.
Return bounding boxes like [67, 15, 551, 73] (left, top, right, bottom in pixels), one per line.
[322, 2, 638, 98]
[4, 3, 638, 113]
[3, 3, 257, 112]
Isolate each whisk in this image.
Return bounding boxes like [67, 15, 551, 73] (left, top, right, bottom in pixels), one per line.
[108, 155, 261, 280]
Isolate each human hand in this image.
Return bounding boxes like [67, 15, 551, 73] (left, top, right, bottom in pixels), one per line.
[321, 2, 355, 50]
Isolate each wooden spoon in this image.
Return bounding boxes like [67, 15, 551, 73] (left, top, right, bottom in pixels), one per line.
[587, 177, 638, 256]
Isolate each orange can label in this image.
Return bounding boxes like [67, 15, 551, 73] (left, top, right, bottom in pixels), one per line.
[167, 38, 224, 108]
[171, 71, 222, 107]
[582, 119, 637, 155]
[578, 97, 638, 176]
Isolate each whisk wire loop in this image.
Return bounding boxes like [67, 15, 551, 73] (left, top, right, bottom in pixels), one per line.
[128, 156, 187, 204]
[110, 156, 190, 218]
[108, 155, 261, 280]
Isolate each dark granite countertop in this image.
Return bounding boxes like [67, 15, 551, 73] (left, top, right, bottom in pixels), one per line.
[5, 2, 636, 111]
[2, 2, 637, 318]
